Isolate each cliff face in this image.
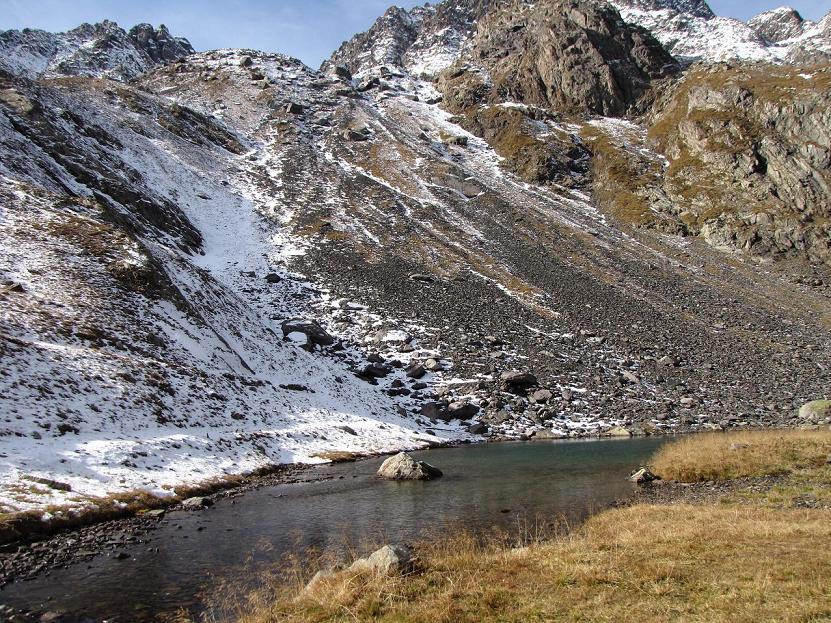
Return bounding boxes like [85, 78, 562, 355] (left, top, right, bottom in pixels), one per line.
[748, 7, 810, 43]
[438, 0, 676, 117]
[647, 65, 831, 264]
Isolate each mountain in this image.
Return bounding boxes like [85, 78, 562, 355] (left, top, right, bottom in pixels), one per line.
[1, 0, 830, 515]
[0, 20, 193, 81]
[610, 0, 831, 62]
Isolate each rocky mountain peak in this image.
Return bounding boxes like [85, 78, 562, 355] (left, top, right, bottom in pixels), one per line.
[0, 20, 193, 81]
[612, 0, 715, 20]
[748, 7, 809, 43]
[128, 23, 194, 64]
[325, 0, 505, 77]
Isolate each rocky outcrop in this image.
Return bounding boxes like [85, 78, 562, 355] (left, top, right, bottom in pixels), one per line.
[446, 103, 591, 184]
[377, 453, 443, 480]
[281, 318, 336, 349]
[324, 0, 494, 78]
[628, 466, 658, 483]
[325, 6, 420, 77]
[127, 24, 194, 64]
[439, 0, 676, 118]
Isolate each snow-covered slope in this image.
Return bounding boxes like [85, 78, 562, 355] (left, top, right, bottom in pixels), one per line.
[0, 20, 193, 81]
[610, 0, 777, 62]
[0, 59, 466, 514]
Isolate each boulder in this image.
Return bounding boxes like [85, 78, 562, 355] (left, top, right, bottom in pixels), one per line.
[500, 370, 538, 394]
[356, 77, 381, 92]
[424, 358, 444, 371]
[531, 389, 553, 403]
[466, 422, 489, 435]
[285, 102, 304, 114]
[360, 363, 390, 379]
[628, 467, 657, 484]
[441, 134, 468, 147]
[798, 400, 831, 422]
[421, 402, 449, 421]
[604, 426, 632, 438]
[409, 273, 434, 282]
[281, 318, 335, 348]
[264, 272, 282, 284]
[447, 401, 480, 420]
[377, 452, 442, 480]
[342, 126, 371, 141]
[620, 371, 641, 385]
[374, 329, 411, 345]
[304, 568, 339, 593]
[333, 65, 352, 81]
[533, 428, 568, 440]
[349, 544, 416, 575]
[406, 363, 427, 379]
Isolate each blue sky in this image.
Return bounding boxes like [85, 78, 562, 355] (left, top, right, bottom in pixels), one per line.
[2, 0, 830, 68]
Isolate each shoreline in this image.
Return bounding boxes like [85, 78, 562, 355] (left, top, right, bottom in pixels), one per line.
[7, 419, 803, 545]
[0, 433, 652, 592]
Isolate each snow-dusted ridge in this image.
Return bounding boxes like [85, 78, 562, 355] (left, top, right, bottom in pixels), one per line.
[609, 0, 831, 63]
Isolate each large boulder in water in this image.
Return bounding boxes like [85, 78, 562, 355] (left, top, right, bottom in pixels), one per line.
[377, 452, 443, 480]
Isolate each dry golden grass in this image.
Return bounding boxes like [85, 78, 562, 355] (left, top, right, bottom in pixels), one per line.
[227, 504, 831, 623]
[651, 429, 831, 483]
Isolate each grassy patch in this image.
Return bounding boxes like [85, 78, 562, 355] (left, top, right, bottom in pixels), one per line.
[225, 504, 831, 623]
[651, 429, 831, 482]
[580, 125, 663, 227]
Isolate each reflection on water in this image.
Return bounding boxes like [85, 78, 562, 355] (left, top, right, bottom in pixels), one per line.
[3, 437, 666, 621]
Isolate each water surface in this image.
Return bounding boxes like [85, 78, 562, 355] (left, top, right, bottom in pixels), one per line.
[2, 437, 666, 621]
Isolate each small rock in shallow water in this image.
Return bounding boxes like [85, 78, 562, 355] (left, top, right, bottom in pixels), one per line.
[181, 496, 213, 509]
[629, 467, 658, 484]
